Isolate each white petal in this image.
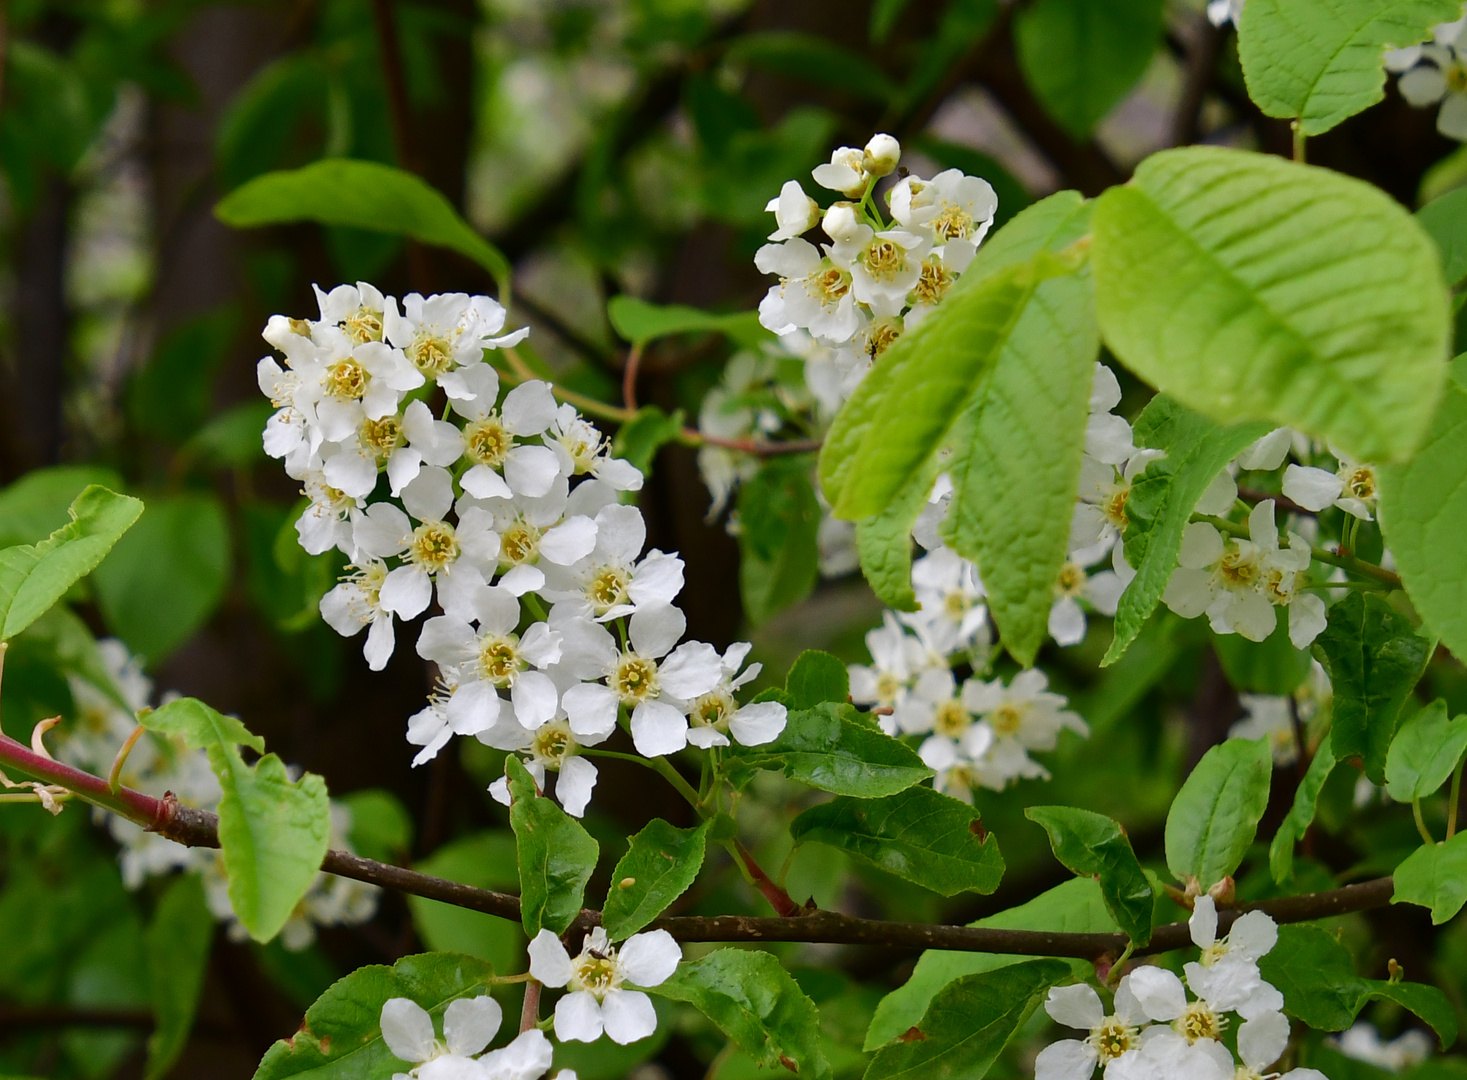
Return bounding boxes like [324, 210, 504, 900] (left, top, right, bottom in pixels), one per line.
[1400, 64, 1449, 106]
[324, 450, 378, 498]
[555, 756, 598, 817]
[1179, 522, 1224, 569]
[1190, 895, 1218, 949]
[1035, 1039, 1100, 1080]
[527, 929, 574, 987]
[1045, 984, 1105, 1030]
[446, 681, 503, 735]
[1282, 465, 1343, 512]
[1288, 593, 1327, 649]
[380, 998, 436, 1063]
[416, 615, 478, 664]
[629, 604, 685, 658]
[502, 381, 559, 435]
[553, 990, 604, 1043]
[356, 502, 412, 557]
[1238, 1010, 1290, 1070]
[1237, 427, 1293, 471]
[1439, 91, 1467, 140]
[658, 642, 724, 699]
[402, 466, 455, 522]
[540, 515, 598, 565]
[499, 564, 546, 596]
[1229, 910, 1279, 960]
[476, 1028, 554, 1080]
[728, 702, 788, 746]
[1195, 469, 1239, 516]
[596, 456, 643, 491]
[1086, 413, 1134, 465]
[1049, 596, 1087, 646]
[506, 445, 564, 498]
[631, 700, 689, 757]
[562, 682, 620, 738]
[600, 989, 658, 1045]
[364, 615, 396, 671]
[618, 929, 681, 986]
[443, 996, 502, 1056]
[461, 463, 514, 501]
[381, 565, 432, 619]
[1126, 966, 1187, 1021]
[511, 671, 560, 728]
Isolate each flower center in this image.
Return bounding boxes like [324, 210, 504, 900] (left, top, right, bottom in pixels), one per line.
[1448, 63, 1467, 92]
[1087, 1018, 1138, 1062]
[1175, 1000, 1227, 1044]
[349, 562, 387, 608]
[586, 566, 631, 613]
[500, 520, 541, 566]
[478, 635, 523, 686]
[691, 690, 735, 729]
[465, 417, 511, 467]
[409, 333, 454, 378]
[287, 317, 312, 337]
[943, 591, 970, 619]
[612, 653, 660, 705]
[932, 699, 970, 738]
[1218, 544, 1258, 588]
[557, 421, 602, 473]
[361, 415, 403, 461]
[931, 202, 973, 241]
[342, 305, 384, 345]
[409, 521, 459, 573]
[1102, 483, 1130, 529]
[1263, 567, 1294, 606]
[861, 239, 907, 282]
[1201, 940, 1229, 966]
[1343, 464, 1376, 500]
[990, 702, 1024, 737]
[1055, 561, 1086, 598]
[531, 720, 574, 767]
[873, 672, 903, 703]
[865, 318, 903, 359]
[910, 258, 953, 307]
[809, 265, 851, 306]
[572, 955, 619, 999]
[324, 357, 368, 401]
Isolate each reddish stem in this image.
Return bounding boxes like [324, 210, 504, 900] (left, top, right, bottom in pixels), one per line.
[735, 839, 804, 917]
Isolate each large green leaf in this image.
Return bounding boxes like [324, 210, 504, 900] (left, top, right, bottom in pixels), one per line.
[1386, 700, 1467, 803]
[1105, 396, 1268, 664]
[143, 874, 214, 1080]
[737, 458, 821, 626]
[1025, 805, 1153, 945]
[1394, 832, 1467, 924]
[855, 443, 946, 612]
[215, 159, 510, 297]
[1091, 146, 1450, 462]
[1269, 731, 1338, 884]
[0, 486, 143, 642]
[1013, 0, 1166, 138]
[725, 702, 932, 797]
[940, 192, 1098, 665]
[1164, 737, 1273, 889]
[92, 492, 232, 662]
[1380, 355, 1467, 663]
[651, 949, 831, 1080]
[864, 959, 1071, 1076]
[601, 818, 709, 941]
[252, 952, 495, 1080]
[1260, 924, 1458, 1047]
[1314, 592, 1433, 783]
[506, 757, 599, 937]
[820, 250, 1076, 520]
[790, 787, 1005, 897]
[1238, 0, 1460, 135]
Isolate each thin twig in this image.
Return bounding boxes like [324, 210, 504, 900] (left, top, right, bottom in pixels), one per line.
[622, 344, 643, 412]
[519, 979, 541, 1034]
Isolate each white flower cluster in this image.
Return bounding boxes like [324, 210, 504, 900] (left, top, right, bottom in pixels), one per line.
[1387, 13, 1467, 141]
[1036, 897, 1322, 1080]
[258, 285, 787, 818]
[53, 639, 379, 949]
[380, 995, 566, 1080]
[1333, 1022, 1434, 1072]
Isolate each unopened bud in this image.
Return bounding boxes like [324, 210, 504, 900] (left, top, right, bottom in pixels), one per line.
[1207, 875, 1236, 906]
[863, 133, 901, 177]
[764, 179, 820, 241]
[823, 202, 862, 243]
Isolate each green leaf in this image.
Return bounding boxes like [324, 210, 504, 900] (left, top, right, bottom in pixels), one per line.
[1238, 0, 1460, 135]
[1314, 592, 1433, 783]
[1013, 0, 1166, 138]
[790, 787, 1005, 897]
[610, 405, 685, 478]
[92, 492, 232, 662]
[725, 31, 896, 102]
[1386, 700, 1467, 803]
[143, 874, 214, 1080]
[1025, 805, 1153, 945]
[141, 696, 266, 755]
[0, 486, 143, 642]
[0, 466, 123, 547]
[865, 878, 1115, 1051]
[1417, 187, 1467, 287]
[820, 251, 1075, 520]
[601, 818, 709, 940]
[1260, 924, 1458, 1047]
[408, 832, 522, 973]
[184, 400, 275, 470]
[339, 789, 414, 865]
[737, 458, 821, 626]
[864, 959, 1072, 1076]
[1164, 737, 1273, 889]
[1105, 396, 1269, 664]
[506, 757, 598, 937]
[785, 650, 851, 710]
[606, 295, 769, 349]
[1380, 355, 1467, 664]
[215, 160, 510, 298]
[252, 952, 495, 1080]
[650, 949, 831, 1080]
[1269, 731, 1337, 884]
[1091, 146, 1451, 463]
[1394, 831, 1467, 924]
[726, 702, 932, 797]
[940, 193, 1098, 665]
[855, 443, 946, 612]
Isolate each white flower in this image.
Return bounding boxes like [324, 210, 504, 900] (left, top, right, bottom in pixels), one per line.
[352, 490, 496, 621]
[848, 611, 937, 722]
[299, 332, 425, 440]
[320, 561, 396, 670]
[910, 546, 988, 648]
[863, 133, 901, 176]
[685, 642, 788, 748]
[441, 367, 564, 500]
[1071, 450, 1162, 564]
[324, 399, 463, 500]
[1282, 450, 1379, 520]
[822, 201, 863, 243]
[485, 713, 607, 817]
[811, 145, 869, 197]
[1249, 500, 1327, 648]
[963, 668, 1088, 757]
[385, 292, 528, 382]
[1334, 1023, 1434, 1072]
[1034, 978, 1149, 1080]
[381, 994, 502, 1079]
[528, 927, 680, 1045]
[888, 168, 997, 269]
[1050, 548, 1125, 648]
[463, 483, 599, 597]
[1162, 504, 1285, 643]
[755, 237, 862, 343]
[542, 503, 684, 622]
[765, 179, 820, 241]
[1084, 364, 1135, 467]
[313, 280, 392, 345]
[1389, 28, 1467, 140]
[477, 1029, 557, 1080]
[294, 471, 366, 557]
[1229, 694, 1299, 765]
[828, 224, 931, 317]
[1183, 896, 1284, 1020]
[546, 403, 643, 492]
[1104, 1028, 1234, 1080]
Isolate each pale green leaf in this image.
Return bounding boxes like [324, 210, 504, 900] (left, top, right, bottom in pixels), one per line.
[1025, 805, 1153, 945]
[1238, 0, 1460, 135]
[1394, 831, 1467, 924]
[0, 465, 123, 547]
[143, 874, 214, 1080]
[790, 786, 1005, 897]
[1269, 731, 1337, 884]
[1386, 700, 1467, 803]
[1091, 146, 1450, 462]
[506, 757, 599, 937]
[725, 702, 932, 797]
[784, 649, 850, 710]
[1164, 737, 1273, 889]
[601, 818, 709, 940]
[141, 696, 265, 755]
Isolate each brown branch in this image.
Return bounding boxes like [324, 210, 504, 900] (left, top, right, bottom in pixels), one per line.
[0, 732, 1398, 959]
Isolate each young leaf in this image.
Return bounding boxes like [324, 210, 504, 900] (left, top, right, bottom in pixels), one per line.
[1025, 805, 1153, 945]
[940, 192, 1098, 665]
[610, 405, 685, 478]
[1385, 700, 1467, 803]
[1393, 832, 1467, 924]
[789, 786, 1005, 897]
[1269, 731, 1337, 884]
[0, 465, 124, 547]
[601, 818, 709, 940]
[606, 295, 769, 349]
[725, 702, 932, 797]
[1417, 187, 1467, 286]
[252, 952, 496, 1080]
[142, 696, 266, 755]
[1091, 146, 1451, 463]
[1314, 592, 1433, 783]
[0, 485, 143, 642]
[864, 959, 1072, 1077]
[650, 949, 831, 1080]
[1013, 0, 1166, 138]
[1380, 355, 1467, 664]
[1164, 737, 1273, 890]
[1105, 396, 1268, 665]
[506, 757, 599, 937]
[737, 458, 821, 626]
[785, 649, 851, 710]
[215, 160, 511, 297]
[1260, 924, 1458, 1047]
[143, 874, 214, 1080]
[1238, 0, 1459, 135]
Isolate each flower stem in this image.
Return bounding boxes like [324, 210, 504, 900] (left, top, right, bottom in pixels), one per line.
[519, 978, 541, 1034]
[1413, 797, 1436, 846]
[108, 725, 147, 794]
[1195, 514, 1401, 588]
[581, 748, 705, 812]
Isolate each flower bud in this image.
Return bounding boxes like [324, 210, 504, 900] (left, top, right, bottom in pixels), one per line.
[823, 201, 862, 242]
[764, 180, 820, 241]
[863, 133, 901, 177]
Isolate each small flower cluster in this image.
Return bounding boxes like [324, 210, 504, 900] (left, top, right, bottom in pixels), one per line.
[258, 286, 787, 818]
[53, 639, 379, 949]
[381, 995, 566, 1080]
[1035, 897, 1323, 1080]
